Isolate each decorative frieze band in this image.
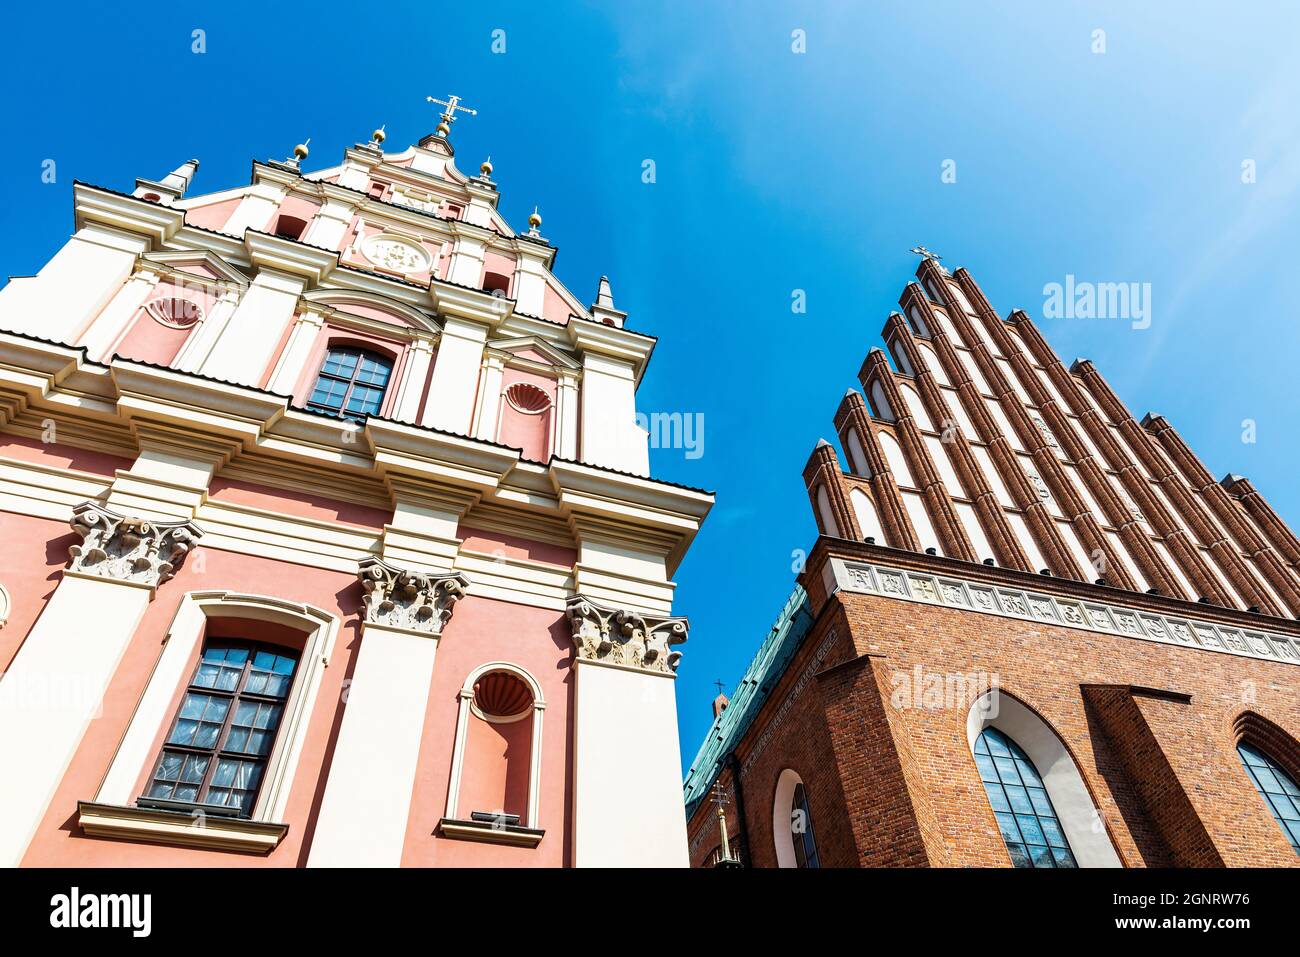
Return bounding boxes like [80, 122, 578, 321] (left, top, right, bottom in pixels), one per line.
[829, 558, 1300, 667]
[68, 501, 203, 588]
[357, 557, 468, 636]
[565, 595, 688, 674]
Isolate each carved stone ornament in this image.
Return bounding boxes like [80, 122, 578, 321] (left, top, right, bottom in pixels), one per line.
[357, 557, 468, 635]
[361, 233, 432, 275]
[565, 595, 688, 674]
[67, 501, 203, 588]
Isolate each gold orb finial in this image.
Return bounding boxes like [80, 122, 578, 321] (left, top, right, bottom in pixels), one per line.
[293, 138, 311, 160]
[528, 206, 542, 229]
[435, 121, 451, 137]
[480, 155, 493, 177]
[371, 125, 386, 145]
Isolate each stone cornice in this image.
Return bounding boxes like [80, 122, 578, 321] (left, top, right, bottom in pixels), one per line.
[816, 540, 1300, 668]
[429, 279, 515, 327]
[566, 317, 657, 382]
[73, 182, 186, 247]
[358, 556, 468, 636]
[68, 500, 203, 589]
[243, 230, 338, 286]
[565, 594, 688, 674]
[0, 335, 714, 570]
[550, 458, 713, 574]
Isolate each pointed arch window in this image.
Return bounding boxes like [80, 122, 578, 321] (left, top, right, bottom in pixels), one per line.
[975, 727, 1077, 868]
[306, 346, 393, 420]
[1237, 742, 1300, 854]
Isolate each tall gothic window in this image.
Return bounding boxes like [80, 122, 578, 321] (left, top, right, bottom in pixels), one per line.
[142, 642, 298, 818]
[306, 346, 393, 421]
[790, 782, 821, 868]
[1237, 742, 1300, 854]
[975, 727, 1077, 868]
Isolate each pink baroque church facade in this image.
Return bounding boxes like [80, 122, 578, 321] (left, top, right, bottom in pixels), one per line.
[0, 102, 712, 867]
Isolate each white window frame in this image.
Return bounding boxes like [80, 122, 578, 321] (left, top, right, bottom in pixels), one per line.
[94, 590, 339, 823]
[966, 690, 1121, 867]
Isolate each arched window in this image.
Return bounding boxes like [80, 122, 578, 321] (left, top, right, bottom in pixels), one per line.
[442, 663, 546, 846]
[1237, 742, 1300, 854]
[772, 768, 820, 868]
[975, 727, 1077, 868]
[967, 690, 1120, 868]
[307, 346, 393, 420]
[143, 640, 299, 818]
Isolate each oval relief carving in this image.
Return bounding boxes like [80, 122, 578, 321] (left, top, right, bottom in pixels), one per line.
[361, 234, 432, 275]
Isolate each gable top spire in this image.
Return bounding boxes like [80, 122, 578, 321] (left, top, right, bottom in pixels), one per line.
[133, 158, 199, 205]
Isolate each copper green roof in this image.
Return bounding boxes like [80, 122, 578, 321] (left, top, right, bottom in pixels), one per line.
[682, 584, 814, 817]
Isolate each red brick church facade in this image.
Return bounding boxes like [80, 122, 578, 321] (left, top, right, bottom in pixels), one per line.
[684, 257, 1300, 868]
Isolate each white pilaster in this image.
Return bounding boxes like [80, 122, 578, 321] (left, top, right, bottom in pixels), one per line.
[221, 182, 287, 237]
[266, 307, 325, 396]
[0, 226, 149, 345]
[513, 249, 549, 318]
[392, 337, 434, 424]
[303, 197, 357, 251]
[0, 575, 151, 866]
[0, 503, 201, 867]
[421, 317, 488, 434]
[77, 268, 161, 361]
[198, 270, 306, 387]
[580, 352, 649, 476]
[566, 596, 689, 866]
[447, 235, 486, 288]
[306, 622, 439, 867]
[571, 660, 688, 866]
[555, 371, 579, 460]
[470, 354, 505, 441]
[307, 560, 467, 867]
[174, 287, 240, 373]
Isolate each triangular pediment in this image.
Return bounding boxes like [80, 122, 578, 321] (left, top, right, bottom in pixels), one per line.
[488, 335, 581, 371]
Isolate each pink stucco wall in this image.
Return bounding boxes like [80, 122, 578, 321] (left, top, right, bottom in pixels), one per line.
[400, 595, 574, 866]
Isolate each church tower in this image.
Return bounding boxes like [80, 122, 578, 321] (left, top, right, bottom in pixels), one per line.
[684, 252, 1300, 868]
[0, 98, 711, 867]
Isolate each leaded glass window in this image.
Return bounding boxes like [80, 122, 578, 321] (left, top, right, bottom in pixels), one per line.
[144, 642, 298, 818]
[975, 727, 1077, 868]
[1237, 742, 1300, 854]
[306, 346, 393, 421]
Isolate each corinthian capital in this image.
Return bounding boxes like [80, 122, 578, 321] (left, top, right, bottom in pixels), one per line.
[565, 595, 688, 674]
[357, 557, 469, 636]
[68, 501, 203, 588]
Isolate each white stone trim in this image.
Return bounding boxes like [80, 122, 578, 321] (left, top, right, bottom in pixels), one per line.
[93, 590, 339, 825]
[76, 800, 288, 855]
[965, 691, 1122, 868]
[444, 661, 546, 828]
[829, 558, 1300, 667]
[772, 768, 805, 869]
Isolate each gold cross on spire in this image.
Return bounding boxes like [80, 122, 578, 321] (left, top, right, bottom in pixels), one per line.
[426, 93, 477, 138]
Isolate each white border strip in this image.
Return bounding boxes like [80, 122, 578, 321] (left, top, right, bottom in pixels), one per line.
[830, 558, 1300, 667]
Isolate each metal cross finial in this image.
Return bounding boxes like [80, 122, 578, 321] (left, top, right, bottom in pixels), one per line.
[711, 780, 730, 810]
[910, 244, 942, 263]
[713, 679, 726, 696]
[426, 93, 477, 137]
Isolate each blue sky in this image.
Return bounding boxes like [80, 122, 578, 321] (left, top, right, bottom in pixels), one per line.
[3, 2, 1299, 771]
